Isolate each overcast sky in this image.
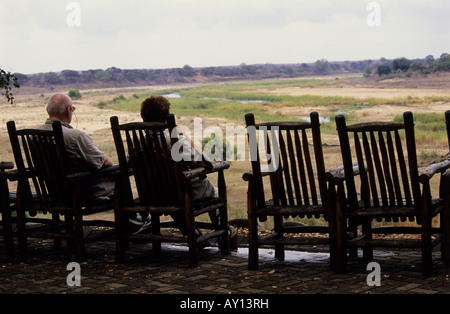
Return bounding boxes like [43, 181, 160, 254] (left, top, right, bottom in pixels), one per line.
[1, 0, 449, 74]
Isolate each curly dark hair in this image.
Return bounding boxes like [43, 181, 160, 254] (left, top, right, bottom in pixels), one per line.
[140, 95, 171, 122]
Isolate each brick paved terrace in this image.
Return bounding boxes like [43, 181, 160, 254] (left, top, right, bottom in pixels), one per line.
[1, 234, 449, 296]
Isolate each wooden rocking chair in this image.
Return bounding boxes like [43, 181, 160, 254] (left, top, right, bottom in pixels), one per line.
[333, 111, 450, 275]
[110, 114, 230, 267]
[243, 112, 337, 270]
[7, 120, 116, 260]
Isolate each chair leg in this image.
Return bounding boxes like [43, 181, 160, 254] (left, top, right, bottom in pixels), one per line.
[72, 187, 86, 262]
[151, 213, 162, 255]
[65, 212, 75, 249]
[274, 215, 284, 260]
[335, 218, 348, 273]
[2, 209, 14, 257]
[73, 214, 86, 262]
[185, 202, 198, 267]
[443, 178, 450, 265]
[114, 202, 126, 263]
[348, 218, 358, 258]
[328, 215, 337, 271]
[187, 227, 198, 268]
[114, 213, 127, 264]
[1, 179, 14, 257]
[327, 183, 337, 271]
[248, 213, 259, 270]
[188, 243, 199, 268]
[362, 220, 373, 261]
[52, 212, 62, 250]
[217, 170, 230, 254]
[218, 205, 230, 254]
[421, 187, 434, 276]
[16, 199, 27, 257]
[443, 223, 450, 266]
[421, 218, 433, 276]
[335, 186, 347, 273]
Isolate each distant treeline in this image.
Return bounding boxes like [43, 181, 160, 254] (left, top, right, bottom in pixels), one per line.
[13, 53, 450, 89]
[373, 53, 450, 76]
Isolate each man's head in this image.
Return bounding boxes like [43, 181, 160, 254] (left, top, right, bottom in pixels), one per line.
[140, 95, 171, 123]
[46, 93, 75, 123]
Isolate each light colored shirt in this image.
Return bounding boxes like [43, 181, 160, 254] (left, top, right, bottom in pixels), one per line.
[36, 118, 114, 204]
[36, 118, 106, 174]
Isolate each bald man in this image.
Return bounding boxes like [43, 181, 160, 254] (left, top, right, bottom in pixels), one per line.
[36, 93, 114, 205]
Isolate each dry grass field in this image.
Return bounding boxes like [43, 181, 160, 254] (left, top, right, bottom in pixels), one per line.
[1, 73, 449, 222]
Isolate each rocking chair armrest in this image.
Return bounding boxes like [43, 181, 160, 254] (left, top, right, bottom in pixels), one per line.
[2, 167, 37, 182]
[0, 168, 19, 182]
[183, 167, 207, 181]
[242, 165, 274, 182]
[242, 171, 253, 182]
[183, 161, 230, 181]
[326, 165, 345, 182]
[0, 170, 10, 182]
[325, 163, 362, 184]
[208, 161, 230, 173]
[66, 164, 121, 182]
[419, 159, 450, 183]
[0, 161, 15, 183]
[0, 161, 14, 171]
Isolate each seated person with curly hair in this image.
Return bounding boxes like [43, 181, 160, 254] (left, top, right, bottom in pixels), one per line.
[138, 95, 220, 234]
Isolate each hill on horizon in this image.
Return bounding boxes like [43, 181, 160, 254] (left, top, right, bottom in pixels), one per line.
[11, 53, 450, 92]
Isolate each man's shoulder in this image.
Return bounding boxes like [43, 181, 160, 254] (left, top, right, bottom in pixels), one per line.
[36, 124, 50, 131]
[36, 121, 89, 140]
[37, 119, 74, 131]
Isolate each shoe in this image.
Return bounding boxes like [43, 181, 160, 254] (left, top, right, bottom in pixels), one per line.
[128, 213, 152, 235]
[195, 228, 211, 249]
[228, 225, 238, 251]
[132, 220, 152, 235]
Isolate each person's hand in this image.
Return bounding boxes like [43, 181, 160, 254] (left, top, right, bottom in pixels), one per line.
[102, 157, 114, 168]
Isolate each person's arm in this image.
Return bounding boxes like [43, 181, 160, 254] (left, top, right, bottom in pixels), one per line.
[76, 132, 113, 170]
[102, 156, 113, 168]
[178, 131, 212, 170]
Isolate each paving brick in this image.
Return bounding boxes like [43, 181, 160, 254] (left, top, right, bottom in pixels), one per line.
[410, 288, 439, 294]
[397, 283, 422, 291]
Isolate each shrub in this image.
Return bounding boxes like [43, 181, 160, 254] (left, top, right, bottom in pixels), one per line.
[97, 100, 107, 109]
[1, 69, 20, 104]
[392, 58, 412, 72]
[68, 89, 82, 99]
[377, 65, 392, 76]
[113, 95, 126, 102]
